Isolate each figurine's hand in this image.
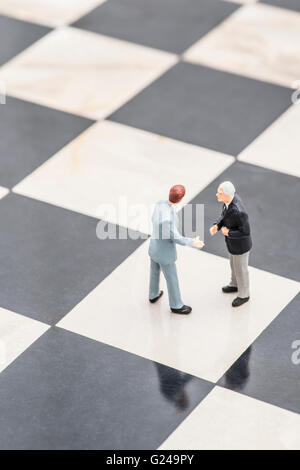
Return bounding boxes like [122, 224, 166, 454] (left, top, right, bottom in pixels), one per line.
[221, 226, 229, 237]
[209, 225, 218, 236]
[193, 236, 205, 248]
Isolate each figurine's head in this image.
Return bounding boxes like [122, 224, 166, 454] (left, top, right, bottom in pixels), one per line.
[216, 181, 235, 204]
[169, 184, 186, 205]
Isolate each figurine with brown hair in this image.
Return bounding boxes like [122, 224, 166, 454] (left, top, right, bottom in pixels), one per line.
[149, 185, 204, 315]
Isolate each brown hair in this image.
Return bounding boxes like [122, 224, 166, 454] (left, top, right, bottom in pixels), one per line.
[169, 185, 186, 203]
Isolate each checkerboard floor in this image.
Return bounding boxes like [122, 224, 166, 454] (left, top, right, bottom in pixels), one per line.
[0, 0, 299, 450]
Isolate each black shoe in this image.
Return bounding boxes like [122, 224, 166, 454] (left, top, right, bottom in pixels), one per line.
[149, 290, 163, 303]
[232, 297, 249, 307]
[222, 285, 238, 293]
[171, 305, 192, 315]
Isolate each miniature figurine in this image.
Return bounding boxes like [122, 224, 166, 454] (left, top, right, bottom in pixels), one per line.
[210, 181, 252, 307]
[149, 185, 204, 315]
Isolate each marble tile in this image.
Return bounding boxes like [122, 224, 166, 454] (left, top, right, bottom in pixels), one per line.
[58, 242, 300, 383]
[0, 14, 50, 67]
[0, 27, 177, 120]
[72, 0, 239, 54]
[0, 1, 106, 27]
[219, 293, 300, 415]
[0, 193, 143, 325]
[238, 104, 300, 177]
[13, 120, 234, 234]
[159, 386, 300, 449]
[0, 96, 93, 188]
[0, 187, 9, 200]
[109, 61, 292, 156]
[262, 0, 300, 13]
[0, 327, 213, 449]
[189, 161, 300, 282]
[0, 307, 49, 373]
[184, 3, 300, 88]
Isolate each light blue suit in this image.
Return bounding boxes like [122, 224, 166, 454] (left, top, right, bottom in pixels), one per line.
[148, 200, 193, 309]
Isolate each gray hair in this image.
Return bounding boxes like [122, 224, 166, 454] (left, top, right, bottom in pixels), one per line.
[219, 181, 235, 198]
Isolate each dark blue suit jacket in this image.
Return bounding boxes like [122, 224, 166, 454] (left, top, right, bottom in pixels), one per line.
[216, 194, 252, 255]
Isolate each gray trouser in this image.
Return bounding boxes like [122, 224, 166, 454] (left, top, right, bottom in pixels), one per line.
[229, 251, 250, 298]
[149, 259, 183, 309]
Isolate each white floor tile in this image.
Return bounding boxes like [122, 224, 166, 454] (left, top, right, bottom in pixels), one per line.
[0, 307, 49, 373]
[238, 104, 300, 177]
[13, 120, 234, 234]
[0, 187, 9, 200]
[159, 386, 300, 450]
[0, 0, 106, 27]
[184, 4, 300, 88]
[0, 27, 177, 119]
[57, 242, 300, 383]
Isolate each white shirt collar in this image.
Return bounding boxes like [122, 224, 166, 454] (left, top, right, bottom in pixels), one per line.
[225, 197, 234, 209]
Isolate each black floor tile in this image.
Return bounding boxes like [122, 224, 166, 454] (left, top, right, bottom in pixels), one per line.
[261, 0, 300, 12]
[72, 0, 239, 54]
[109, 62, 292, 156]
[218, 292, 300, 415]
[0, 327, 213, 449]
[0, 193, 144, 324]
[186, 161, 300, 281]
[0, 96, 94, 188]
[0, 15, 50, 66]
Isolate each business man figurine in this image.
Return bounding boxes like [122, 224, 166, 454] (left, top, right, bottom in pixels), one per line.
[149, 185, 204, 315]
[210, 181, 252, 307]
